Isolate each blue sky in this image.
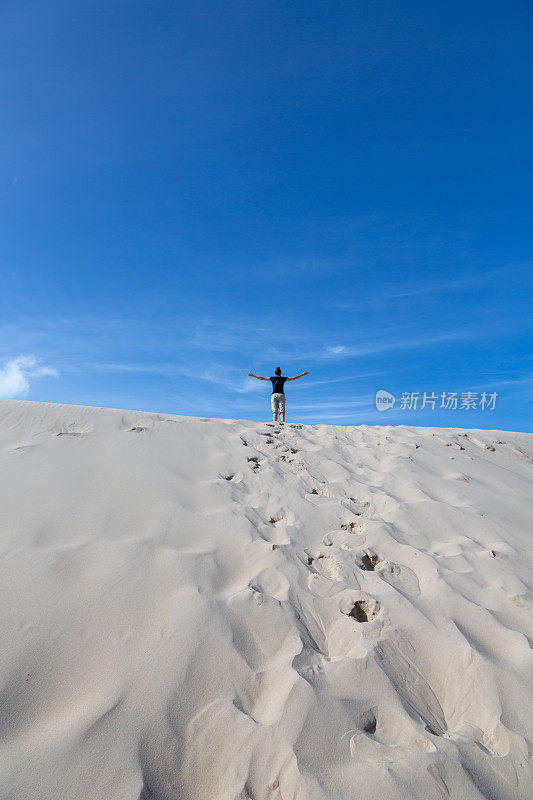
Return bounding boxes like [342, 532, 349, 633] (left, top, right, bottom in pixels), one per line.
[1, 0, 532, 430]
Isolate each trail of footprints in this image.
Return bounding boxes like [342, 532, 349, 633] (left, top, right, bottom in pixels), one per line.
[235, 424, 418, 623]
[228, 424, 437, 781]
[208, 424, 532, 798]
[233, 426, 424, 658]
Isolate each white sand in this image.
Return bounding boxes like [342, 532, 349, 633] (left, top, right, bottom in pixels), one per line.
[0, 399, 531, 800]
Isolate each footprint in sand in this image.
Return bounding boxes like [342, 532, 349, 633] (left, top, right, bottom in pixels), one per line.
[259, 433, 278, 443]
[356, 707, 378, 734]
[312, 553, 354, 583]
[376, 561, 421, 596]
[347, 499, 372, 516]
[347, 598, 381, 622]
[341, 521, 363, 535]
[359, 552, 380, 571]
[292, 647, 326, 685]
[306, 571, 347, 598]
[323, 529, 361, 549]
[261, 515, 290, 545]
[246, 456, 261, 472]
[249, 567, 290, 602]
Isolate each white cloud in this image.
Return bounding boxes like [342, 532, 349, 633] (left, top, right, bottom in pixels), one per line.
[321, 331, 465, 360]
[0, 356, 58, 398]
[199, 369, 259, 394]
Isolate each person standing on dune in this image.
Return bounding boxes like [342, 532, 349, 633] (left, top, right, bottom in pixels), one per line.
[247, 366, 309, 422]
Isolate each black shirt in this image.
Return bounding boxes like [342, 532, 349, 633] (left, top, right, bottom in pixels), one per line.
[270, 376, 287, 395]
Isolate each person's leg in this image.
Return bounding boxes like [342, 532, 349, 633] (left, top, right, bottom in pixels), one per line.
[271, 394, 279, 422]
[279, 395, 286, 423]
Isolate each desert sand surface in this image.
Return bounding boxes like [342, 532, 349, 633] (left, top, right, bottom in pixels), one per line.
[0, 399, 532, 800]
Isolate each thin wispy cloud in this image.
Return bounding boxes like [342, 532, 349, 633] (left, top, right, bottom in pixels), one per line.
[81, 359, 266, 395]
[302, 371, 387, 387]
[470, 375, 533, 398]
[80, 361, 176, 375]
[0, 356, 58, 398]
[191, 318, 273, 353]
[199, 369, 259, 394]
[321, 332, 465, 360]
[383, 265, 511, 300]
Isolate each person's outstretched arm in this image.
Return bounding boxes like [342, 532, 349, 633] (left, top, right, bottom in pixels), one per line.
[248, 372, 269, 380]
[286, 371, 309, 381]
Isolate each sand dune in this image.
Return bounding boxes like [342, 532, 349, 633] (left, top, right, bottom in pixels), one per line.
[0, 399, 531, 800]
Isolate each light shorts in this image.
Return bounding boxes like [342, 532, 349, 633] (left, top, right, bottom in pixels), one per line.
[270, 393, 286, 413]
